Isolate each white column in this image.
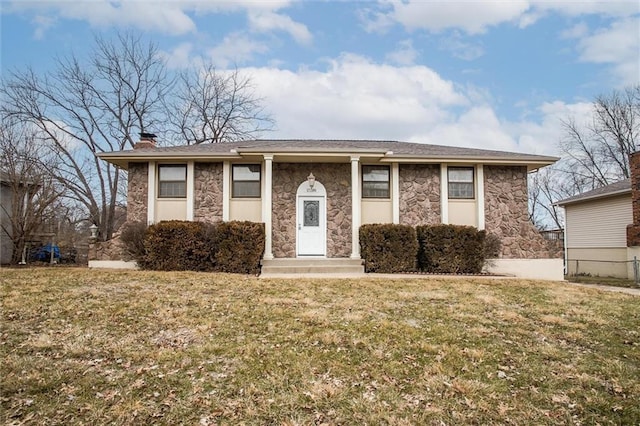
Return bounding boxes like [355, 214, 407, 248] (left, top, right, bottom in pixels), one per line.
[186, 161, 195, 221]
[440, 163, 449, 224]
[222, 161, 230, 221]
[351, 156, 361, 259]
[392, 162, 400, 224]
[476, 164, 485, 230]
[147, 161, 156, 225]
[262, 155, 274, 260]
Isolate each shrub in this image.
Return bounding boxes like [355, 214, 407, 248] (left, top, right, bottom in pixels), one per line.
[119, 221, 148, 263]
[483, 233, 502, 259]
[359, 224, 418, 273]
[213, 221, 265, 275]
[416, 225, 486, 274]
[142, 221, 216, 271]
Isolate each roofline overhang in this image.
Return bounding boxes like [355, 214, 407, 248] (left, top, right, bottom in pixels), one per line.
[554, 187, 631, 207]
[98, 150, 558, 171]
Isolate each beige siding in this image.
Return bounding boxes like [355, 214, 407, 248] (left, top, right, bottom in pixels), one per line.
[361, 199, 392, 224]
[448, 200, 477, 227]
[565, 194, 631, 248]
[155, 199, 187, 222]
[229, 199, 262, 222]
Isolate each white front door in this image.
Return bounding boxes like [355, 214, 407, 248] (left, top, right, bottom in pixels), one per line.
[297, 196, 326, 256]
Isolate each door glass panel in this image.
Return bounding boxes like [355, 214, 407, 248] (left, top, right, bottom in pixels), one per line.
[303, 200, 319, 227]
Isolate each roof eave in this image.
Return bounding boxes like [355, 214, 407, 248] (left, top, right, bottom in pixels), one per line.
[555, 188, 631, 206]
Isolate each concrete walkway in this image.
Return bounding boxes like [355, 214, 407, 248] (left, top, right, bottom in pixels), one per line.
[563, 281, 640, 296]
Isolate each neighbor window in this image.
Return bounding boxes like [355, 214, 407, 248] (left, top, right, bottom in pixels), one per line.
[232, 164, 261, 198]
[448, 167, 474, 199]
[362, 165, 390, 198]
[158, 164, 186, 198]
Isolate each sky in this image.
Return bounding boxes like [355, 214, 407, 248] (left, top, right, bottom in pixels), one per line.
[1, 0, 639, 158]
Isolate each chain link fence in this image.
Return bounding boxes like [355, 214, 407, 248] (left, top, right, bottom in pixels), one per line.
[567, 257, 640, 285]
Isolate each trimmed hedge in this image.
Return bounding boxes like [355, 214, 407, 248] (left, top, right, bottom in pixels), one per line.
[119, 220, 264, 274]
[214, 221, 265, 275]
[416, 224, 486, 274]
[142, 220, 216, 271]
[360, 224, 418, 273]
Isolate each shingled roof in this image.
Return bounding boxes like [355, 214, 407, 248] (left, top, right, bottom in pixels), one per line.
[556, 178, 631, 206]
[99, 139, 558, 169]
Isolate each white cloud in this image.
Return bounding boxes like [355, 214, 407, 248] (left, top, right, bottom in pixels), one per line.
[159, 42, 196, 69]
[575, 17, 640, 86]
[208, 33, 269, 68]
[560, 22, 589, 39]
[238, 55, 599, 159]
[248, 10, 312, 45]
[379, 0, 531, 34]
[386, 39, 419, 65]
[364, 0, 638, 34]
[6, 0, 303, 39]
[439, 32, 485, 61]
[246, 54, 467, 140]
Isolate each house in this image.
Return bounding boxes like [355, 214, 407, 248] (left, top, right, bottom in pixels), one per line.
[1, 171, 13, 264]
[97, 136, 563, 279]
[557, 151, 640, 280]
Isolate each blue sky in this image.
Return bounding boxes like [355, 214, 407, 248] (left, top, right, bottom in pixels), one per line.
[1, 1, 639, 156]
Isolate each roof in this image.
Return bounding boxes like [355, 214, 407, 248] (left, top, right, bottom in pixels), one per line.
[98, 139, 559, 170]
[555, 178, 631, 206]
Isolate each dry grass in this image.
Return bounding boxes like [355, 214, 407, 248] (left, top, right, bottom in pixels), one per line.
[1, 268, 639, 425]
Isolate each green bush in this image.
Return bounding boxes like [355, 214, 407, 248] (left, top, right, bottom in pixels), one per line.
[214, 221, 265, 275]
[360, 224, 418, 273]
[142, 221, 216, 271]
[416, 225, 486, 274]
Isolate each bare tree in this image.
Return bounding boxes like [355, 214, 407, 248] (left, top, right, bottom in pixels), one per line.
[529, 85, 640, 229]
[560, 85, 639, 189]
[165, 63, 274, 144]
[1, 32, 171, 240]
[0, 117, 62, 263]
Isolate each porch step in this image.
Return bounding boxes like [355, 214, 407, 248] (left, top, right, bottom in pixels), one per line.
[260, 258, 365, 277]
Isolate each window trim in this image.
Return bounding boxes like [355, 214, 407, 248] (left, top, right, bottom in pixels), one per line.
[447, 166, 475, 200]
[362, 164, 391, 199]
[232, 163, 262, 199]
[157, 164, 187, 199]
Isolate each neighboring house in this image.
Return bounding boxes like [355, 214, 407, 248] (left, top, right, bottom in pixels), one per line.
[98, 136, 563, 279]
[557, 180, 632, 278]
[557, 150, 640, 280]
[1, 171, 13, 264]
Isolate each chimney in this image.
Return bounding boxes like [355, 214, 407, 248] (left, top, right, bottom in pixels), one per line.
[134, 132, 157, 149]
[626, 150, 640, 246]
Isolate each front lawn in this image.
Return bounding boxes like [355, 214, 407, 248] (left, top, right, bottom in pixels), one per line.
[1, 269, 639, 424]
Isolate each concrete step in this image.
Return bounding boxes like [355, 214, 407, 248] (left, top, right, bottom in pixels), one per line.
[261, 258, 364, 276]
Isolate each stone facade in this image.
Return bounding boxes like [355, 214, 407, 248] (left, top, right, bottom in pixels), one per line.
[399, 164, 441, 226]
[194, 162, 223, 223]
[272, 163, 351, 258]
[89, 232, 131, 261]
[627, 151, 640, 246]
[484, 166, 561, 259]
[127, 163, 148, 223]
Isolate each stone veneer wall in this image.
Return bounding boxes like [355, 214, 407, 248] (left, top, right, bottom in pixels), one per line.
[272, 163, 351, 258]
[484, 165, 561, 259]
[399, 164, 441, 226]
[127, 163, 148, 223]
[194, 162, 223, 223]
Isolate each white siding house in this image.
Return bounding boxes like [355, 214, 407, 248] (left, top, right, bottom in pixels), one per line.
[558, 179, 634, 278]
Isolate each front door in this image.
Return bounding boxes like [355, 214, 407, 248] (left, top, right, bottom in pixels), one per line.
[297, 196, 326, 256]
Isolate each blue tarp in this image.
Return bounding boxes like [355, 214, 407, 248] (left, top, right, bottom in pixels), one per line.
[33, 244, 60, 261]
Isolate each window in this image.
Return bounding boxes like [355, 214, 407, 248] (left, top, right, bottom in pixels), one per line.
[362, 165, 390, 198]
[158, 164, 186, 198]
[232, 164, 261, 198]
[448, 167, 474, 199]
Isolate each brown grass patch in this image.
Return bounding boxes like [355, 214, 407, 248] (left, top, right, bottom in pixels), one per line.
[1, 268, 639, 424]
